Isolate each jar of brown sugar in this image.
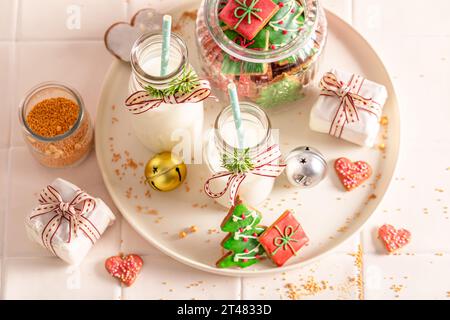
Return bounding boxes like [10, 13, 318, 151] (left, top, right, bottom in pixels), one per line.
[19, 82, 94, 168]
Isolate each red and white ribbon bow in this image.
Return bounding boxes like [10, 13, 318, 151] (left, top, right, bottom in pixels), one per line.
[320, 72, 382, 138]
[30, 185, 100, 257]
[125, 80, 212, 114]
[204, 145, 285, 206]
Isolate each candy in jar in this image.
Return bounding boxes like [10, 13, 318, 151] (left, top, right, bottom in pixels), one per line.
[126, 33, 211, 154]
[196, 0, 327, 109]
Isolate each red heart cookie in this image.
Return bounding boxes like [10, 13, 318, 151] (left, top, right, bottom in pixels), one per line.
[378, 224, 411, 253]
[334, 157, 372, 191]
[105, 254, 143, 286]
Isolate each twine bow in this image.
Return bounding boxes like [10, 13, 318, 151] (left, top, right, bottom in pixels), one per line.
[320, 72, 381, 138]
[30, 185, 100, 257]
[233, 0, 263, 29]
[204, 145, 285, 205]
[272, 225, 299, 255]
[125, 80, 212, 114]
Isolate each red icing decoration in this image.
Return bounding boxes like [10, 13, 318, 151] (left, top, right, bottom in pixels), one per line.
[219, 0, 280, 40]
[105, 254, 143, 286]
[282, 30, 288, 35]
[259, 210, 309, 267]
[243, 237, 249, 242]
[241, 213, 246, 219]
[334, 157, 372, 191]
[244, 248, 249, 253]
[378, 224, 411, 253]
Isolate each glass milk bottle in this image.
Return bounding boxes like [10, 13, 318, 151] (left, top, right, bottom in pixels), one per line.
[128, 33, 204, 154]
[204, 102, 278, 207]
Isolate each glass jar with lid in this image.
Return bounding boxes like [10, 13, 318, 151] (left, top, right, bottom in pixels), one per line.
[19, 82, 94, 168]
[196, 0, 327, 109]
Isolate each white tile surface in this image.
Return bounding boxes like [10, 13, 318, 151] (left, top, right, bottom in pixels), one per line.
[0, 149, 8, 256]
[322, 0, 353, 23]
[122, 254, 241, 300]
[364, 254, 450, 300]
[0, 0, 17, 40]
[121, 219, 161, 256]
[17, 0, 127, 40]
[2, 257, 121, 299]
[0, 43, 13, 148]
[242, 253, 361, 300]
[353, 0, 450, 38]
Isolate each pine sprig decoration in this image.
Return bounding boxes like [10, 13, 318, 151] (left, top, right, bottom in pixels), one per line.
[144, 66, 200, 98]
[144, 86, 166, 99]
[222, 148, 254, 173]
[166, 67, 200, 96]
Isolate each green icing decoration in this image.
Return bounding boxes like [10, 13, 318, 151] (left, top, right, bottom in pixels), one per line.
[256, 74, 303, 108]
[217, 203, 266, 268]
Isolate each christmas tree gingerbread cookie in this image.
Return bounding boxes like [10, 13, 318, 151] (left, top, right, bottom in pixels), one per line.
[216, 199, 266, 268]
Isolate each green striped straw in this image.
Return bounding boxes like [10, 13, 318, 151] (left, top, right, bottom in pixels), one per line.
[160, 15, 172, 77]
[227, 83, 244, 149]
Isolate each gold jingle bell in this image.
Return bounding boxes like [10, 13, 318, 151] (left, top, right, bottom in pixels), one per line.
[144, 152, 187, 192]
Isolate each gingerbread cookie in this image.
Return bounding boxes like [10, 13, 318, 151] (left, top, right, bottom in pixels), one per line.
[219, 0, 280, 41]
[259, 210, 308, 267]
[334, 157, 372, 191]
[216, 199, 266, 268]
[105, 254, 143, 286]
[104, 8, 164, 62]
[378, 224, 411, 253]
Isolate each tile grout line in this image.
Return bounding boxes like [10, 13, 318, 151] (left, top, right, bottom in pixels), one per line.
[0, 0, 20, 300]
[239, 276, 243, 300]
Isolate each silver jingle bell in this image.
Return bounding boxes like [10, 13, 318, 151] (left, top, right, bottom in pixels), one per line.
[285, 146, 327, 188]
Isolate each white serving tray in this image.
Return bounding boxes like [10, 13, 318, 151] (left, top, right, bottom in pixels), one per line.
[95, 1, 400, 276]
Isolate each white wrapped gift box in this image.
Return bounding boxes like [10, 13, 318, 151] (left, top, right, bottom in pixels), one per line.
[25, 178, 116, 265]
[310, 69, 388, 147]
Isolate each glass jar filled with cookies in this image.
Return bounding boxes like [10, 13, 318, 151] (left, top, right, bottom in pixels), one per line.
[196, 0, 327, 109]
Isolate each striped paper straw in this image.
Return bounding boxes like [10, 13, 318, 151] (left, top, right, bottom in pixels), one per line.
[160, 15, 172, 77]
[227, 83, 245, 149]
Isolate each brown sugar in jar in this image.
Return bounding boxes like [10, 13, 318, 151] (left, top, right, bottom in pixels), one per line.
[19, 83, 94, 168]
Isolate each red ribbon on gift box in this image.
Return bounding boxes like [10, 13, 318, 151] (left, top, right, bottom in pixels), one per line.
[204, 144, 285, 206]
[30, 185, 100, 257]
[319, 72, 382, 138]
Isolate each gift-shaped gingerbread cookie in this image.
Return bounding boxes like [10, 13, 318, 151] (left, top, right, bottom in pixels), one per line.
[219, 0, 280, 41]
[259, 210, 308, 266]
[310, 69, 388, 147]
